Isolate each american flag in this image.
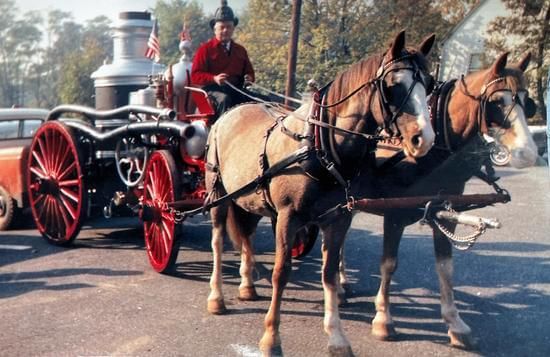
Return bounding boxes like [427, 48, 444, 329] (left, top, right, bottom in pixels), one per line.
[145, 19, 160, 62]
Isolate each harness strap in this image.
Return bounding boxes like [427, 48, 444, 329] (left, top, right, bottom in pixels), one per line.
[176, 146, 313, 217]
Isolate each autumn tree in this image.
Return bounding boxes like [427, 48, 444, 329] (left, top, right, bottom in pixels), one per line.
[58, 17, 113, 106]
[153, 0, 211, 65]
[486, 0, 549, 122]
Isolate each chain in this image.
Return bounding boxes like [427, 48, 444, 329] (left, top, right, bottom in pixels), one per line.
[431, 205, 487, 250]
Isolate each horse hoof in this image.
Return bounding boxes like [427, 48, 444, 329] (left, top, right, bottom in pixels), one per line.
[207, 299, 227, 315]
[259, 344, 283, 357]
[328, 345, 354, 357]
[448, 330, 478, 350]
[372, 321, 398, 341]
[239, 286, 259, 301]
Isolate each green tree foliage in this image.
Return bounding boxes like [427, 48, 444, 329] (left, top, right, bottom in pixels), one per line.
[238, 0, 462, 96]
[153, 0, 211, 65]
[58, 18, 113, 106]
[486, 0, 549, 122]
[0, 0, 42, 106]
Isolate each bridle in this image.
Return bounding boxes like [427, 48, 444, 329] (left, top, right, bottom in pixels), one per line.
[372, 53, 434, 136]
[314, 53, 434, 139]
[459, 75, 535, 132]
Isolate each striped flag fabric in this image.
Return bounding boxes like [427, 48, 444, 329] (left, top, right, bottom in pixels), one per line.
[145, 19, 160, 62]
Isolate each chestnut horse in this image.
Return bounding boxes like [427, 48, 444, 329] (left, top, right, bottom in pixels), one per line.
[340, 52, 538, 349]
[205, 31, 436, 356]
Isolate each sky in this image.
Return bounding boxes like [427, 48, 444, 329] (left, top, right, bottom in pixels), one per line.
[16, 0, 248, 23]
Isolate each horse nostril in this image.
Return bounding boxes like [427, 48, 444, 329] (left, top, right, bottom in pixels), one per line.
[412, 134, 423, 148]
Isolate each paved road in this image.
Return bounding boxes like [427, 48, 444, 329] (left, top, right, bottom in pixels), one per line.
[1, 166, 549, 356]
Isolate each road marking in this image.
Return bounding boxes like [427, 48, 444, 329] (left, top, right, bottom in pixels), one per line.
[230, 344, 262, 356]
[0, 244, 32, 250]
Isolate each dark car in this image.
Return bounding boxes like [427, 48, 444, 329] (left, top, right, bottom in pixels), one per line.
[0, 108, 47, 230]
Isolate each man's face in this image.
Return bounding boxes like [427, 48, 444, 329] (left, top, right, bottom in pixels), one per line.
[214, 21, 235, 43]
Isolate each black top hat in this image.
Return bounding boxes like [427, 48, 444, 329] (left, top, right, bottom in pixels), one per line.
[209, 0, 239, 29]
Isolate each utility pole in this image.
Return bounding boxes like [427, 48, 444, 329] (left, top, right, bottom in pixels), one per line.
[285, 0, 302, 107]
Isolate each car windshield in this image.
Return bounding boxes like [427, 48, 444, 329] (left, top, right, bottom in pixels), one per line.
[22, 119, 42, 138]
[0, 120, 19, 139]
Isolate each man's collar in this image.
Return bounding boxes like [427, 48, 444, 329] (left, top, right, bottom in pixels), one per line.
[212, 37, 232, 47]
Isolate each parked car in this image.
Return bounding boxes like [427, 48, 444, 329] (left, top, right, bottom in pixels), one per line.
[0, 108, 48, 230]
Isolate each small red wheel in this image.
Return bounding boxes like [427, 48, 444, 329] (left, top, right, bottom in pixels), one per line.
[292, 224, 319, 259]
[27, 121, 87, 245]
[142, 150, 181, 273]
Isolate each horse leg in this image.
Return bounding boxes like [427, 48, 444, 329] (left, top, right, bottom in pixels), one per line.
[321, 215, 354, 357]
[226, 204, 261, 301]
[433, 226, 476, 349]
[337, 245, 348, 303]
[259, 210, 298, 356]
[372, 214, 404, 340]
[207, 204, 229, 315]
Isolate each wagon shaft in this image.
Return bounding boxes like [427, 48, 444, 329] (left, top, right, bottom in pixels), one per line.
[354, 192, 510, 214]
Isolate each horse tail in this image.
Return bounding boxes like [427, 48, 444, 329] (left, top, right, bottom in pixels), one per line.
[204, 122, 225, 205]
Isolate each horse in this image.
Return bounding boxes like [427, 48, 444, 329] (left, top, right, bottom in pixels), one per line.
[204, 30, 436, 356]
[339, 51, 538, 349]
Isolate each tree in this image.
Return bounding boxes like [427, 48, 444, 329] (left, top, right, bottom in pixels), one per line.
[0, 0, 42, 106]
[58, 17, 113, 106]
[58, 39, 107, 106]
[486, 0, 549, 122]
[153, 0, 210, 65]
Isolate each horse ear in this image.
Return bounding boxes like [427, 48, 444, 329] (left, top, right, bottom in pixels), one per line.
[418, 34, 436, 56]
[490, 52, 509, 76]
[516, 52, 531, 72]
[389, 30, 406, 59]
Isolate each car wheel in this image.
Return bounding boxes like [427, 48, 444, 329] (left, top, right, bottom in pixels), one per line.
[0, 185, 15, 231]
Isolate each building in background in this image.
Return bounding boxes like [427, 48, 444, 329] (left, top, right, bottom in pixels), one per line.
[438, 0, 512, 81]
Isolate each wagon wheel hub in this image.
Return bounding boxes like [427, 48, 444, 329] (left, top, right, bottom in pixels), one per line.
[140, 202, 163, 224]
[37, 177, 61, 196]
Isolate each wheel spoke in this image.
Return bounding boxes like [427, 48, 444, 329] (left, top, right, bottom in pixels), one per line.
[58, 179, 80, 188]
[32, 150, 49, 177]
[30, 166, 47, 180]
[60, 188, 79, 203]
[58, 161, 76, 181]
[56, 197, 72, 231]
[33, 193, 46, 206]
[157, 225, 167, 259]
[59, 194, 77, 220]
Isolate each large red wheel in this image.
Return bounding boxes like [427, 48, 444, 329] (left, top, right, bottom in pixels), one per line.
[142, 150, 181, 273]
[292, 224, 319, 259]
[27, 121, 87, 245]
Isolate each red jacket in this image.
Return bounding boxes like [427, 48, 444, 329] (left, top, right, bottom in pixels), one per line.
[191, 37, 255, 87]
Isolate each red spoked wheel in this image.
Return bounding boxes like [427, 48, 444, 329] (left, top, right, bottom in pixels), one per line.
[142, 150, 181, 273]
[292, 224, 319, 259]
[292, 225, 319, 259]
[27, 121, 87, 245]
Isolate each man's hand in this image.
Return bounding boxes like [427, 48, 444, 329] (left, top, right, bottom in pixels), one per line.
[244, 74, 254, 87]
[214, 73, 228, 85]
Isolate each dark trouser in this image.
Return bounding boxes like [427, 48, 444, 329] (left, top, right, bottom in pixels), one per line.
[202, 84, 271, 121]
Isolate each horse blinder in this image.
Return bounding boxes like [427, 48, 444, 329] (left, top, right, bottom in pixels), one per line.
[524, 97, 537, 118]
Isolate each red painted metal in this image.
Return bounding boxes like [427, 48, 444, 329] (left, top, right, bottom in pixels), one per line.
[291, 225, 319, 259]
[27, 121, 86, 245]
[142, 150, 181, 273]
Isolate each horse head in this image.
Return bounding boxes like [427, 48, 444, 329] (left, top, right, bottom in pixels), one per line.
[374, 30, 436, 158]
[458, 52, 538, 168]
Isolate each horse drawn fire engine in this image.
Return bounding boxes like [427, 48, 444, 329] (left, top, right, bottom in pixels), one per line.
[25, 9, 532, 283]
[25, 11, 216, 272]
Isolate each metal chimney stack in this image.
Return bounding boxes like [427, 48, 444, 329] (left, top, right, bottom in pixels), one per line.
[91, 12, 164, 110]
